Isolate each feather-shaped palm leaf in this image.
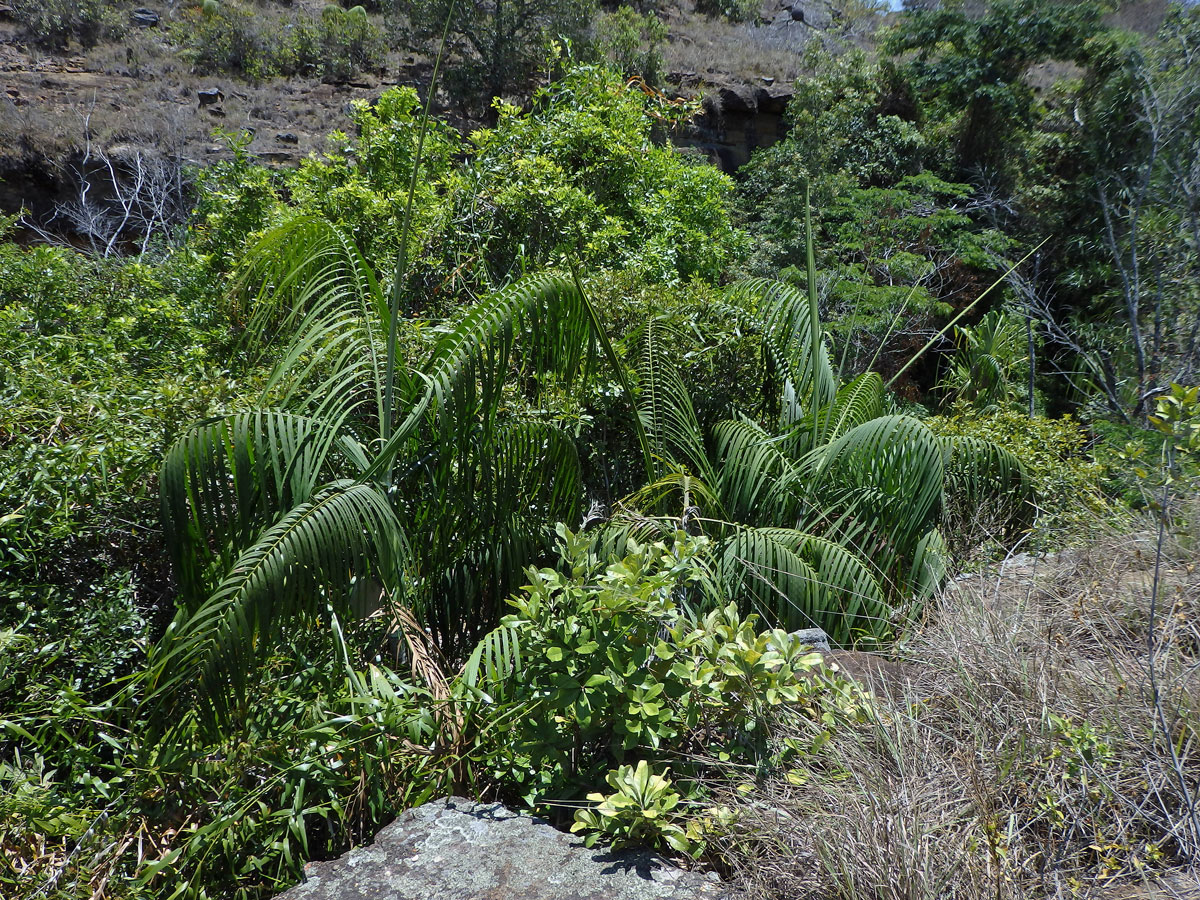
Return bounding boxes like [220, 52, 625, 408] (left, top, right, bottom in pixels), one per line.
[154, 218, 636, 727]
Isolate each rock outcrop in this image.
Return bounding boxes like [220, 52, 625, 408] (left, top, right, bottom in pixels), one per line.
[679, 81, 793, 172]
[278, 796, 737, 900]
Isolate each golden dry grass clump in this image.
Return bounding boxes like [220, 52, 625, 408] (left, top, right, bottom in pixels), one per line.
[718, 514, 1200, 900]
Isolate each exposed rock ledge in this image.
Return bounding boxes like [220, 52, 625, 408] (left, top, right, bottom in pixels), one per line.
[278, 796, 737, 900]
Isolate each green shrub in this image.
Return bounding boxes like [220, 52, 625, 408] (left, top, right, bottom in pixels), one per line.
[189, 131, 287, 270]
[405, 0, 595, 107]
[571, 760, 733, 857]
[925, 410, 1112, 546]
[0, 244, 239, 560]
[176, 0, 385, 80]
[176, 1, 278, 78]
[0, 633, 440, 899]
[283, 87, 458, 275]
[473, 528, 864, 829]
[182, 66, 743, 304]
[1, 574, 145, 695]
[695, 0, 760, 25]
[594, 7, 669, 85]
[465, 65, 748, 284]
[13, 0, 124, 49]
[285, 3, 386, 81]
[0, 227, 262, 749]
[939, 309, 1034, 412]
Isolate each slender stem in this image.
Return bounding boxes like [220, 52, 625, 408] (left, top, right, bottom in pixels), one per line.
[1148, 444, 1200, 859]
[382, 2, 456, 478]
[865, 282, 921, 376]
[887, 238, 1048, 390]
[805, 182, 820, 449]
[834, 268, 862, 384]
[1026, 311, 1036, 417]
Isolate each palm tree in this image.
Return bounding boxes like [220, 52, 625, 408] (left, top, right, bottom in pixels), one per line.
[145, 203, 1030, 727]
[593, 276, 1032, 644]
[941, 308, 1028, 410]
[145, 216, 638, 729]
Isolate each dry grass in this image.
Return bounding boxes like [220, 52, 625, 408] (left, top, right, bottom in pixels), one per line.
[0, 0, 402, 164]
[663, 15, 811, 85]
[658, 0, 887, 88]
[719, 515, 1200, 900]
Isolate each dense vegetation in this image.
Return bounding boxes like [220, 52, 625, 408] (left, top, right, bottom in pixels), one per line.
[2, 1, 1198, 898]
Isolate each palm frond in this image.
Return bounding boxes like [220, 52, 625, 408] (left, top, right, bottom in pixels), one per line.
[160, 411, 351, 605]
[237, 216, 393, 421]
[806, 414, 946, 586]
[723, 279, 838, 432]
[622, 466, 724, 523]
[237, 215, 386, 336]
[711, 418, 801, 525]
[398, 417, 583, 657]
[491, 421, 584, 527]
[939, 433, 1034, 541]
[716, 526, 888, 644]
[908, 528, 949, 608]
[146, 480, 408, 731]
[636, 321, 715, 485]
[457, 623, 523, 703]
[586, 512, 683, 560]
[820, 371, 885, 444]
[422, 273, 593, 423]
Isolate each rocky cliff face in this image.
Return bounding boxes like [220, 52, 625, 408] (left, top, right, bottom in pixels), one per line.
[678, 80, 793, 172]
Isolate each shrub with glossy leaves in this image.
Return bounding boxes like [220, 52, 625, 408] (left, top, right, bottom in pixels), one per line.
[925, 409, 1110, 546]
[470, 528, 862, 810]
[465, 65, 748, 285]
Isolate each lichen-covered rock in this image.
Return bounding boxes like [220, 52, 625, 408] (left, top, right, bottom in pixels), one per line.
[278, 797, 737, 900]
[789, 628, 831, 653]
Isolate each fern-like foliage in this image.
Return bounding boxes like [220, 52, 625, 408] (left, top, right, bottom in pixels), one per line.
[152, 217, 638, 729]
[147, 480, 407, 729]
[597, 277, 1032, 644]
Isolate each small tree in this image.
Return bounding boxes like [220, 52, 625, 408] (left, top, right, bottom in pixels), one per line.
[403, 0, 595, 109]
[886, 0, 1104, 180]
[1079, 6, 1200, 420]
[594, 7, 667, 86]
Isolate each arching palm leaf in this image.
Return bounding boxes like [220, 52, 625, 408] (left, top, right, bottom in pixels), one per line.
[722, 279, 838, 435]
[406, 418, 585, 655]
[819, 371, 886, 444]
[711, 418, 802, 525]
[808, 415, 945, 549]
[238, 216, 393, 423]
[617, 278, 1033, 644]
[160, 411, 354, 607]
[938, 433, 1033, 552]
[716, 526, 887, 643]
[635, 321, 716, 486]
[146, 480, 407, 730]
[157, 225, 645, 731]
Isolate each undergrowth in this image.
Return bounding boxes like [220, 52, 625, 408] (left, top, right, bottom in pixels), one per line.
[714, 519, 1200, 899]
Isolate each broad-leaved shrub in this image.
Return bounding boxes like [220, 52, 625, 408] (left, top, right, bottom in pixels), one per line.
[473, 528, 864, 851]
[926, 410, 1110, 546]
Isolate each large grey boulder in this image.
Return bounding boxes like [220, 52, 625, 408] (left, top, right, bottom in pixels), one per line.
[131, 7, 160, 27]
[279, 796, 736, 900]
[787, 1, 833, 28]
